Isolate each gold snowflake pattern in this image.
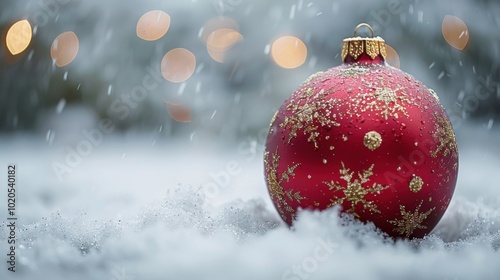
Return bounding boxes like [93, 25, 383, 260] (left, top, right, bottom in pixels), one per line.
[361, 84, 410, 119]
[324, 162, 388, 217]
[431, 113, 458, 159]
[388, 201, 435, 238]
[264, 149, 303, 220]
[280, 88, 340, 149]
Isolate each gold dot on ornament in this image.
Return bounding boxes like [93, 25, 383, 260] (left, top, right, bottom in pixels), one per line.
[363, 131, 382, 151]
[161, 48, 196, 83]
[442, 15, 469, 51]
[409, 176, 424, 193]
[6, 19, 32, 55]
[385, 44, 400, 69]
[136, 10, 171, 41]
[51, 31, 79, 67]
[271, 36, 307, 69]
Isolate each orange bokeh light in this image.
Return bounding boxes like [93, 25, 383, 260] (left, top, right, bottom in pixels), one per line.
[161, 48, 196, 83]
[200, 17, 239, 44]
[165, 102, 192, 123]
[271, 36, 307, 69]
[136, 10, 171, 41]
[442, 15, 469, 51]
[6, 19, 32, 55]
[206, 28, 243, 63]
[385, 44, 400, 69]
[50, 31, 79, 67]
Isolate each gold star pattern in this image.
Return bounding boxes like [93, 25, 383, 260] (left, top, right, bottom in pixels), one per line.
[431, 113, 458, 159]
[361, 84, 409, 119]
[280, 88, 340, 149]
[264, 148, 303, 221]
[388, 201, 435, 238]
[324, 162, 388, 217]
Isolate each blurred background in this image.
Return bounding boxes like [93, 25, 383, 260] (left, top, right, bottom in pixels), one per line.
[1, 0, 499, 143]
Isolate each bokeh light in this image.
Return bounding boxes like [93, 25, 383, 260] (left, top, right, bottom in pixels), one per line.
[200, 17, 239, 44]
[165, 102, 192, 123]
[161, 48, 196, 83]
[136, 10, 171, 41]
[206, 28, 243, 63]
[6, 19, 32, 55]
[442, 15, 469, 51]
[50, 31, 79, 67]
[271, 36, 307, 69]
[385, 44, 400, 69]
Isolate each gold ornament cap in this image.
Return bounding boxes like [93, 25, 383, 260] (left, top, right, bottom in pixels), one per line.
[341, 23, 387, 63]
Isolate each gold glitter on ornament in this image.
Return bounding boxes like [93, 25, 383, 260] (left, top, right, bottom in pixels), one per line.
[264, 149, 303, 221]
[431, 113, 458, 159]
[324, 162, 388, 217]
[301, 71, 323, 86]
[336, 67, 369, 78]
[362, 85, 409, 119]
[388, 201, 434, 238]
[280, 88, 340, 149]
[428, 88, 440, 102]
[363, 131, 382, 150]
[409, 176, 424, 193]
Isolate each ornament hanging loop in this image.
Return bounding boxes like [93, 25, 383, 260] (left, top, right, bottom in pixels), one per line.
[354, 23, 374, 38]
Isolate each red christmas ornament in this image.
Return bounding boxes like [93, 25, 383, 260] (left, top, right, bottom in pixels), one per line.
[264, 24, 458, 239]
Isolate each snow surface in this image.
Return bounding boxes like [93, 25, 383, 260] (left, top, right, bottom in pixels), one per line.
[1, 125, 500, 280]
